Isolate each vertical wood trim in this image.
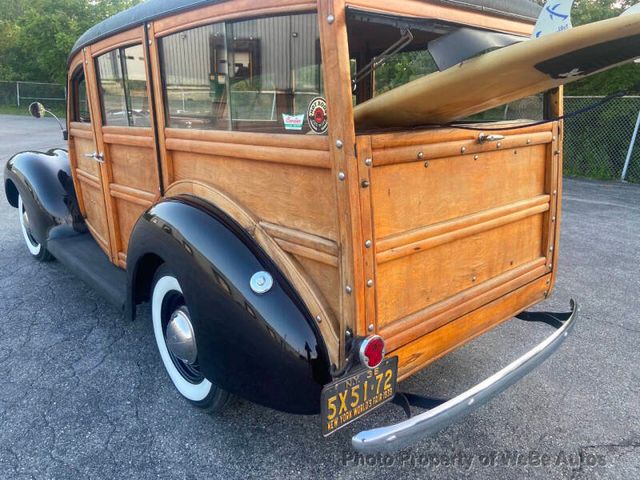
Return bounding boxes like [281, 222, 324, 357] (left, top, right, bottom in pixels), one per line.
[83, 46, 118, 260]
[66, 57, 88, 218]
[550, 87, 564, 291]
[318, 0, 365, 365]
[355, 135, 378, 336]
[142, 22, 164, 200]
[148, 21, 172, 189]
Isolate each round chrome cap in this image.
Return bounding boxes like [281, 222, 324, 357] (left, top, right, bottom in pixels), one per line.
[250, 271, 273, 294]
[165, 306, 198, 365]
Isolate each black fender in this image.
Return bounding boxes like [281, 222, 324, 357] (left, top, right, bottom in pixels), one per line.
[3, 149, 86, 243]
[127, 195, 332, 414]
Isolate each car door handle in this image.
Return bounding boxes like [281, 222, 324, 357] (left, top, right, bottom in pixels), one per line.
[478, 134, 505, 144]
[83, 152, 104, 163]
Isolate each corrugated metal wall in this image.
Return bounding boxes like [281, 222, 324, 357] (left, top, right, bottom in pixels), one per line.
[161, 13, 320, 90]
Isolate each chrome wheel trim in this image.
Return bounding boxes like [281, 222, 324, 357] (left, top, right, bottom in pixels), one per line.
[152, 275, 212, 402]
[166, 306, 198, 365]
[18, 196, 42, 256]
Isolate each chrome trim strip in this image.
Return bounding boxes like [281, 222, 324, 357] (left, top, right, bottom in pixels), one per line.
[352, 300, 579, 453]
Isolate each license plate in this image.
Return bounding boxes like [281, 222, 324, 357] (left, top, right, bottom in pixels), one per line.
[321, 357, 398, 436]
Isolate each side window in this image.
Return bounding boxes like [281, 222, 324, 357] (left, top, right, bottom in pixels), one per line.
[160, 13, 325, 134]
[96, 44, 151, 127]
[72, 69, 91, 123]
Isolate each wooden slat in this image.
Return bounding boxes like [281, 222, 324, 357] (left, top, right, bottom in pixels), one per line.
[274, 238, 339, 267]
[89, 27, 143, 57]
[395, 275, 551, 380]
[377, 196, 550, 264]
[102, 133, 155, 148]
[165, 138, 331, 169]
[69, 127, 94, 140]
[373, 131, 553, 167]
[319, 0, 366, 363]
[260, 222, 338, 256]
[75, 168, 101, 190]
[381, 258, 548, 350]
[167, 128, 330, 151]
[370, 122, 553, 149]
[109, 183, 155, 207]
[153, 0, 316, 36]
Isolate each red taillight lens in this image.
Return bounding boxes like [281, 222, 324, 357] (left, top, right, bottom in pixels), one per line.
[359, 335, 385, 368]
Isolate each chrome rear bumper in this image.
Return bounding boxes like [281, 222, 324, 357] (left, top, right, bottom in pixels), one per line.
[352, 300, 579, 453]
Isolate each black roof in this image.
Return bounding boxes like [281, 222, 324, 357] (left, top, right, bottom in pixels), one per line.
[70, 0, 541, 59]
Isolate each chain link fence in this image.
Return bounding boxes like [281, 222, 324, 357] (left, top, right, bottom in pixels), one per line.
[564, 96, 640, 183]
[0, 83, 639, 183]
[0, 81, 66, 116]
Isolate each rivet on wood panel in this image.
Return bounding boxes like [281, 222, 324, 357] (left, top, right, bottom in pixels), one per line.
[335, 139, 343, 149]
[345, 285, 352, 294]
[549, 246, 554, 252]
[361, 180, 370, 188]
[364, 158, 372, 167]
[553, 190, 557, 196]
[552, 216, 557, 223]
[460, 146, 466, 154]
[527, 139, 532, 144]
[338, 171, 346, 181]
[514, 150, 518, 155]
[345, 329, 352, 338]
[327, 14, 335, 24]
[553, 136, 557, 142]
[472, 275, 477, 282]
[424, 161, 430, 168]
[316, 315, 322, 323]
[548, 264, 553, 270]
[555, 150, 561, 155]
[368, 324, 374, 332]
[497, 142, 502, 148]
[367, 279, 374, 288]
[147, 23, 152, 29]
[365, 240, 372, 249]
[546, 279, 551, 286]
[544, 290, 549, 298]
[417, 151, 424, 160]
[474, 155, 479, 161]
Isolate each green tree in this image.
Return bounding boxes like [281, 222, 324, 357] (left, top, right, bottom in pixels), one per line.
[0, 0, 140, 83]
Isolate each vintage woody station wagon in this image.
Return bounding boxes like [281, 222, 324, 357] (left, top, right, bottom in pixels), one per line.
[4, 0, 579, 451]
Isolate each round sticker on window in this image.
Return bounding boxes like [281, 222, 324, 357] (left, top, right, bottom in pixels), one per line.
[307, 97, 328, 135]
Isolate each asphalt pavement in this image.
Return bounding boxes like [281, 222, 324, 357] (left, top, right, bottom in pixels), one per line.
[0, 114, 638, 479]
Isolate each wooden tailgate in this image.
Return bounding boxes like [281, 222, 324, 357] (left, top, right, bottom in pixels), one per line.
[359, 122, 561, 354]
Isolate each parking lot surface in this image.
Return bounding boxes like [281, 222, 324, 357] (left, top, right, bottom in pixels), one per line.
[0, 114, 638, 479]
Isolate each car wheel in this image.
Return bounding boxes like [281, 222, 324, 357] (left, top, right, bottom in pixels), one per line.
[18, 195, 53, 262]
[151, 265, 230, 412]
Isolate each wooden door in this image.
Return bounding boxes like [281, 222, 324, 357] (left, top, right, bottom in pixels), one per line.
[67, 58, 113, 256]
[85, 30, 161, 268]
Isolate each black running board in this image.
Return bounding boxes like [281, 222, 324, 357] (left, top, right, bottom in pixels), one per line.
[46, 233, 127, 310]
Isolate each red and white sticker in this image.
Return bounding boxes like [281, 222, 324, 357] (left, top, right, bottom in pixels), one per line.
[307, 97, 328, 135]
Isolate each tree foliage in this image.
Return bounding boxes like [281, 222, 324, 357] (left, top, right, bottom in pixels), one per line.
[0, 0, 140, 83]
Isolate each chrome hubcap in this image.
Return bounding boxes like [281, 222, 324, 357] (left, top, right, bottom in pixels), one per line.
[165, 306, 198, 365]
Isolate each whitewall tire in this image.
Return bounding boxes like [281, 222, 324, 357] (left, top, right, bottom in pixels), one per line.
[151, 265, 230, 411]
[18, 195, 52, 261]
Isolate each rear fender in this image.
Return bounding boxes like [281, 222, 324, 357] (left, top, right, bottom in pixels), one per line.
[127, 195, 332, 414]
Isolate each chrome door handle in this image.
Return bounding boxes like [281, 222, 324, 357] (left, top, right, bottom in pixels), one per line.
[83, 152, 104, 163]
[478, 134, 505, 144]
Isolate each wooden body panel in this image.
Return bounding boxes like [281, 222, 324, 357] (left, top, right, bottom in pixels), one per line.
[358, 122, 561, 353]
[65, 0, 566, 375]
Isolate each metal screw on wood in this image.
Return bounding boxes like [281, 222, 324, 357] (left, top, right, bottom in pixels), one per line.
[497, 142, 502, 148]
[365, 158, 373, 167]
[316, 315, 322, 323]
[368, 324, 374, 332]
[345, 285, 353, 294]
[367, 279, 374, 288]
[417, 151, 424, 160]
[474, 155, 479, 161]
[365, 240, 372, 248]
[527, 139, 532, 144]
[361, 180, 370, 188]
[327, 14, 335, 24]
[461, 147, 466, 154]
[424, 161, 430, 168]
[338, 172, 346, 181]
[552, 216, 557, 222]
[336, 139, 343, 149]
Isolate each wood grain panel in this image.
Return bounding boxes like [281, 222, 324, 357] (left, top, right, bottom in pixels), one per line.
[113, 196, 149, 256]
[171, 151, 339, 240]
[371, 145, 548, 238]
[395, 275, 551, 380]
[108, 143, 158, 193]
[294, 256, 341, 330]
[376, 213, 545, 328]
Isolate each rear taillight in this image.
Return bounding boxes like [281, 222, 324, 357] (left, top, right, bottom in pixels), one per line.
[359, 335, 385, 369]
